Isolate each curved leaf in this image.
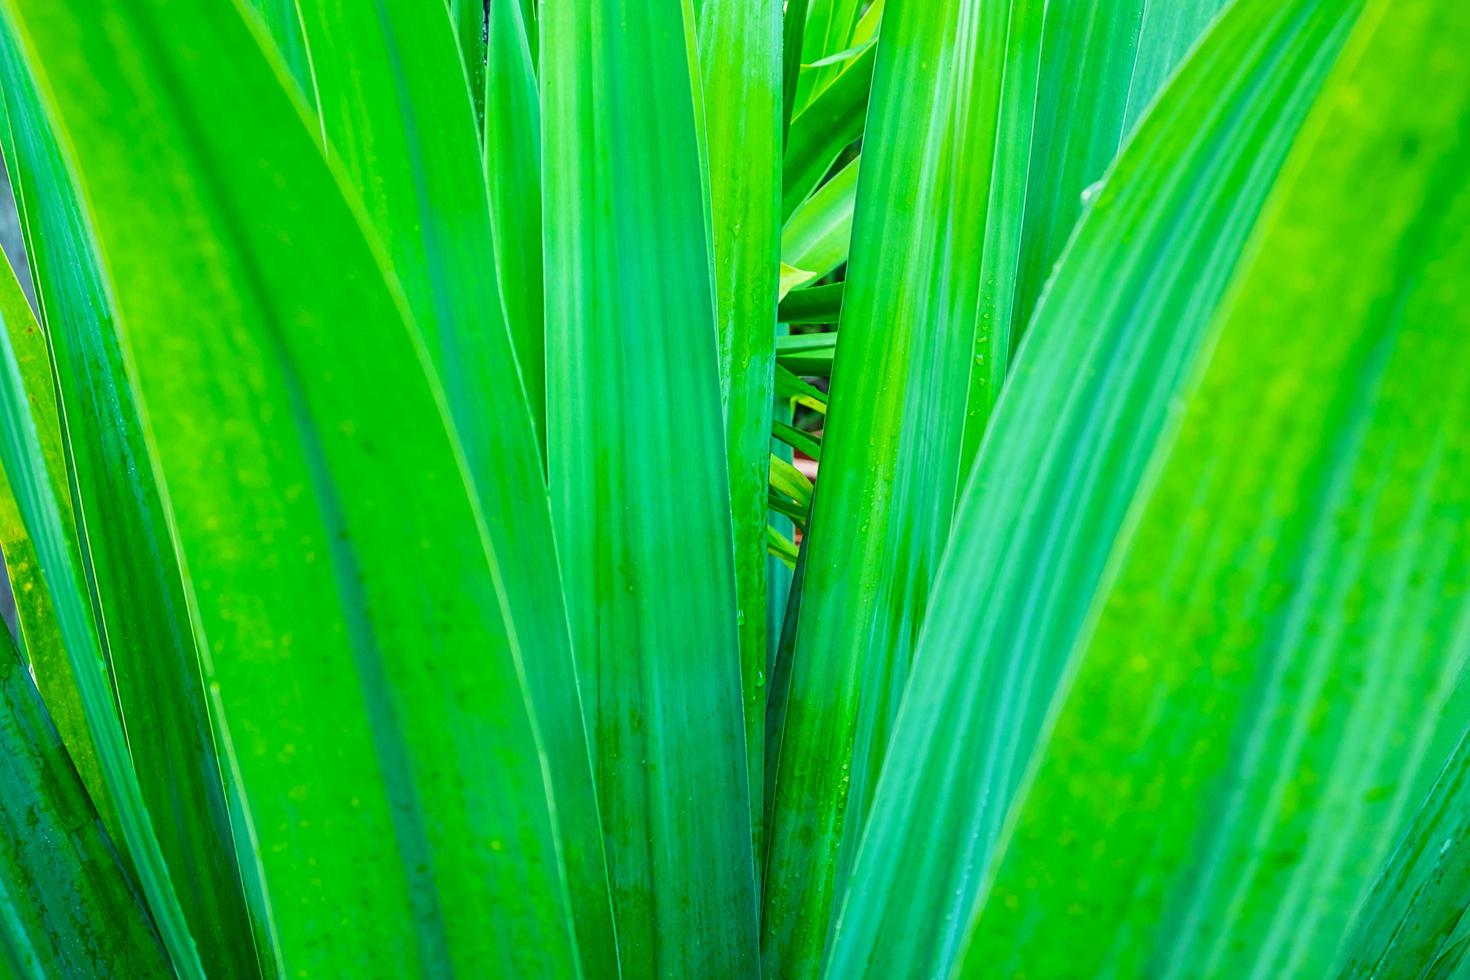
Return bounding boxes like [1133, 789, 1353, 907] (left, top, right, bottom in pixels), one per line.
[1, 0, 587, 973]
[291, 0, 617, 966]
[0, 35, 262, 976]
[762, 0, 1042, 969]
[822, 1, 1364, 975]
[963, 0, 1470, 973]
[1010, 0, 1230, 343]
[0, 246, 100, 828]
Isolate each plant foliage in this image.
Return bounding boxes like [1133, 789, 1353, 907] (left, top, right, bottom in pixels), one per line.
[0, 0, 1466, 976]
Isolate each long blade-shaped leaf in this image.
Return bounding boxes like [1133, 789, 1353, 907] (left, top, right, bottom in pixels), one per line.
[775, 0, 1233, 829]
[792, 0, 863, 111]
[781, 45, 874, 220]
[485, 0, 547, 448]
[1340, 710, 1470, 978]
[291, 0, 616, 966]
[780, 155, 858, 283]
[447, 0, 487, 124]
[0, 623, 169, 977]
[762, 0, 1035, 969]
[0, 36, 262, 976]
[0, 247, 103, 832]
[698, 0, 782, 855]
[964, 3, 1470, 972]
[821, 1, 1363, 975]
[1009, 0, 1230, 343]
[543, 0, 760, 972]
[0, 100, 202, 974]
[1, 0, 586, 973]
[242, 0, 315, 102]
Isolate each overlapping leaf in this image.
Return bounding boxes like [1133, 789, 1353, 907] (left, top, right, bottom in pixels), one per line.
[1341, 710, 1470, 978]
[0, 108, 202, 971]
[0, 248, 96, 823]
[0, 37, 261, 975]
[964, 4, 1470, 973]
[764, 0, 1025, 970]
[698, 0, 783, 851]
[542, 0, 758, 972]
[0, 623, 169, 977]
[822, 1, 1365, 975]
[290, 0, 616, 966]
[0, 0, 588, 973]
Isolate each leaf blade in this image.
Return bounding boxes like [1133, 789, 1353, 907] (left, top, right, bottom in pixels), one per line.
[542, 0, 760, 971]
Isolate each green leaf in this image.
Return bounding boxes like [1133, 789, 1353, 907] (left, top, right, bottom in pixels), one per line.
[1340, 710, 1470, 978]
[1009, 0, 1230, 345]
[486, 0, 547, 449]
[762, 0, 1041, 967]
[767, 524, 799, 568]
[793, 0, 883, 114]
[963, 3, 1470, 972]
[0, 246, 103, 833]
[767, 491, 810, 530]
[781, 44, 874, 220]
[800, 36, 875, 72]
[768, 328, 798, 650]
[1, 0, 590, 974]
[0, 60, 203, 971]
[1121, 0, 1233, 131]
[242, 0, 316, 102]
[542, 0, 759, 972]
[792, 0, 862, 109]
[773, 420, 821, 463]
[291, 2, 618, 967]
[778, 261, 816, 300]
[774, 332, 835, 377]
[447, 0, 487, 124]
[821, 0, 1365, 975]
[773, 364, 828, 415]
[777, 283, 843, 325]
[699, 0, 782, 862]
[769, 454, 814, 512]
[781, 0, 810, 138]
[0, 35, 263, 975]
[780, 154, 858, 281]
[0, 624, 170, 978]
